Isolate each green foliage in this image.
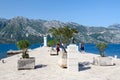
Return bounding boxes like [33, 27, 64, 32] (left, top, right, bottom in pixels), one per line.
[48, 26, 78, 53]
[47, 39, 57, 47]
[96, 42, 107, 57]
[60, 26, 78, 43]
[16, 40, 30, 58]
[48, 26, 78, 44]
[16, 40, 30, 49]
[48, 27, 61, 42]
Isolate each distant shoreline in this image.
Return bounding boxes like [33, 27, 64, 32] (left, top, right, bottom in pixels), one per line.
[0, 43, 120, 59]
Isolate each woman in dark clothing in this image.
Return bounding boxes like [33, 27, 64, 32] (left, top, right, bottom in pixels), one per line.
[56, 43, 60, 55]
[81, 43, 84, 51]
[81, 43, 85, 53]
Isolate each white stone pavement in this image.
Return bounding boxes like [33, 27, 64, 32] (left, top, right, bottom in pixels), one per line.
[0, 47, 120, 80]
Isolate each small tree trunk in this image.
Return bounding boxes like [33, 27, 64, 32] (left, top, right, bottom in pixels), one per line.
[22, 48, 29, 58]
[61, 43, 67, 53]
[100, 51, 105, 57]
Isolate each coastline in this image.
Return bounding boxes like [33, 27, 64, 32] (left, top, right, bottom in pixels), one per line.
[1, 43, 120, 60]
[0, 46, 120, 80]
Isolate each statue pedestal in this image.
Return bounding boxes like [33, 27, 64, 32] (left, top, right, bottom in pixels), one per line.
[67, 44, 78, 72]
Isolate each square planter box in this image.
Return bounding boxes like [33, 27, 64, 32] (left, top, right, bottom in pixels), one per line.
[18, 57, 35, 70]
[93, 56, 114, 66]
[58, 52, 67, 68]
[50, 47, 58, 55]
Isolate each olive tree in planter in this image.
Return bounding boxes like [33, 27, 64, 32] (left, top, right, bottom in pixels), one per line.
[48, 39, 57, 55]
[17, 40, 35, 70]
[17, 40, 30, 58]
[96, 42, 107, 57]
[93, 42, 114, 66]
[48, 26, 78, 68]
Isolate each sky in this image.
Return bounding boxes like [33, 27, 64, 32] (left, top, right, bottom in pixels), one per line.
[0, 0, 120, 27]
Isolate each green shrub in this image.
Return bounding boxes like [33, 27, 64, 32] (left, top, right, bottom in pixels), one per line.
[96, 42, 107, 57]
[47, 39, 57, 47]
[16, 40, 30, 58]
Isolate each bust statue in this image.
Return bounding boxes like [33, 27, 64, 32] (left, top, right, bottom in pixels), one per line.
[70, 37, 75, 44]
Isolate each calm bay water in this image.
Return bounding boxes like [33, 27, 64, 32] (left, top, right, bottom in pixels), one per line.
[0, 44, 43, 59]
[0, 44, 120, 59]
[84, 44, 120, 58]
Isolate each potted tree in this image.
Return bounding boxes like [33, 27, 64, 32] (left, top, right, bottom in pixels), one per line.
[48, 26, 78, 68]
[96, 42, 107, 57]
[93, 42, 114, 66]
[48, 39, 57, 55]
[17, 40, 35, 70]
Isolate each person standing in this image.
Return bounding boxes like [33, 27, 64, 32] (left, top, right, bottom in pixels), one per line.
[78, 43, 81, 52]
[81, 43, 85, 54]
[56, 43, 60, 55]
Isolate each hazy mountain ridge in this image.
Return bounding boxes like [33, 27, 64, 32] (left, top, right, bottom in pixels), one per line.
[0, 16, 120, 43]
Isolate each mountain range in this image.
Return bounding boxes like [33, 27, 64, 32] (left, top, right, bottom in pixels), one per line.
[0, 16, 120, 44]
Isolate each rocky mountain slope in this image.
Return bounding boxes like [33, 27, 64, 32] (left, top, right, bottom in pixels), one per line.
[0, 16, 120, 44]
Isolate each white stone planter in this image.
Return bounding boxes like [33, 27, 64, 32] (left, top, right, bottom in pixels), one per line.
[50, 47, 57, 55]
[18, 57, 35, 70]
[58, 52, 67, 68]
[93, 56, 114, 66]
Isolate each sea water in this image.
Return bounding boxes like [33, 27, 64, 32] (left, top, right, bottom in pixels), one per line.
[0, 44, 43, 59]
[84, 44, 120, 58]
[0, 43, 120, 59]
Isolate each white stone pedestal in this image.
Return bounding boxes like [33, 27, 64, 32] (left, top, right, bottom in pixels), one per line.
[67, 44, 78, 72]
